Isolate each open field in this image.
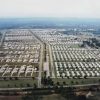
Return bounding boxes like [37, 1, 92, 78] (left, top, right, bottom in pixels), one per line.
[0, 79, 37, 88]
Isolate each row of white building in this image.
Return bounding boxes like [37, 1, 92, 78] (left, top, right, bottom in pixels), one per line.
[0, 64, 37, 77]
[55, 62, 100, 78]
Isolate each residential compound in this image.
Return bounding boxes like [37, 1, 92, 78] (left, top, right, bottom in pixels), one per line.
[0, 29, 100, 88]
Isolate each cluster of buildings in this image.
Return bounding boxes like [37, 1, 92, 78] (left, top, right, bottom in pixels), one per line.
[31, 29, 100, 79]
[52, 48, 100, 62]
[0, 64, 37, 77]
[55, 62, 100, 78]
[0, 43, 40, 63]
[0, 29, 42, 78]
[0, 29, 100, 87]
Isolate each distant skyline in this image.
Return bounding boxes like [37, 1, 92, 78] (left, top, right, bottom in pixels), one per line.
[0, 0, 100, 18]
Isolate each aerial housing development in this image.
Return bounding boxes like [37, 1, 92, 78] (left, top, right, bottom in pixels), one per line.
[0, 29, 100, 90]
[0, 29, 43, 88]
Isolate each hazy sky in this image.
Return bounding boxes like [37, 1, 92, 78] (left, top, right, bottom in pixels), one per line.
[0, 0, 100, 18]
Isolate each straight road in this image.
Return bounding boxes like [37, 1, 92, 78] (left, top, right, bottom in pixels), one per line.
[49, 44, 55, 78]
[30, 30, 44, 88]
[0, 31, 6, 47]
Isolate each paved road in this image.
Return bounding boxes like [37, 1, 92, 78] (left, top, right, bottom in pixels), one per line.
[0, 83, 99, 91]
[0, 31, 6, 47]
[38, 44, 44, 88]
[49, 44, 55, 78]
[63, 83, 100, 88]
[29, 30, 44, 88]
[43, 45, 50, 77]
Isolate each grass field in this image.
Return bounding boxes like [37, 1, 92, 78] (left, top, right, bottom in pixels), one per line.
[52, 78, 100, 85]
[0, 79, 37, 88]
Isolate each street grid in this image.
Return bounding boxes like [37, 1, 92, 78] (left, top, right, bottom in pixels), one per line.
[0, 29, 100, 88]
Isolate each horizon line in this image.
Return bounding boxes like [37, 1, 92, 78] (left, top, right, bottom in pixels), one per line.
[0, 17, 100, 20]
